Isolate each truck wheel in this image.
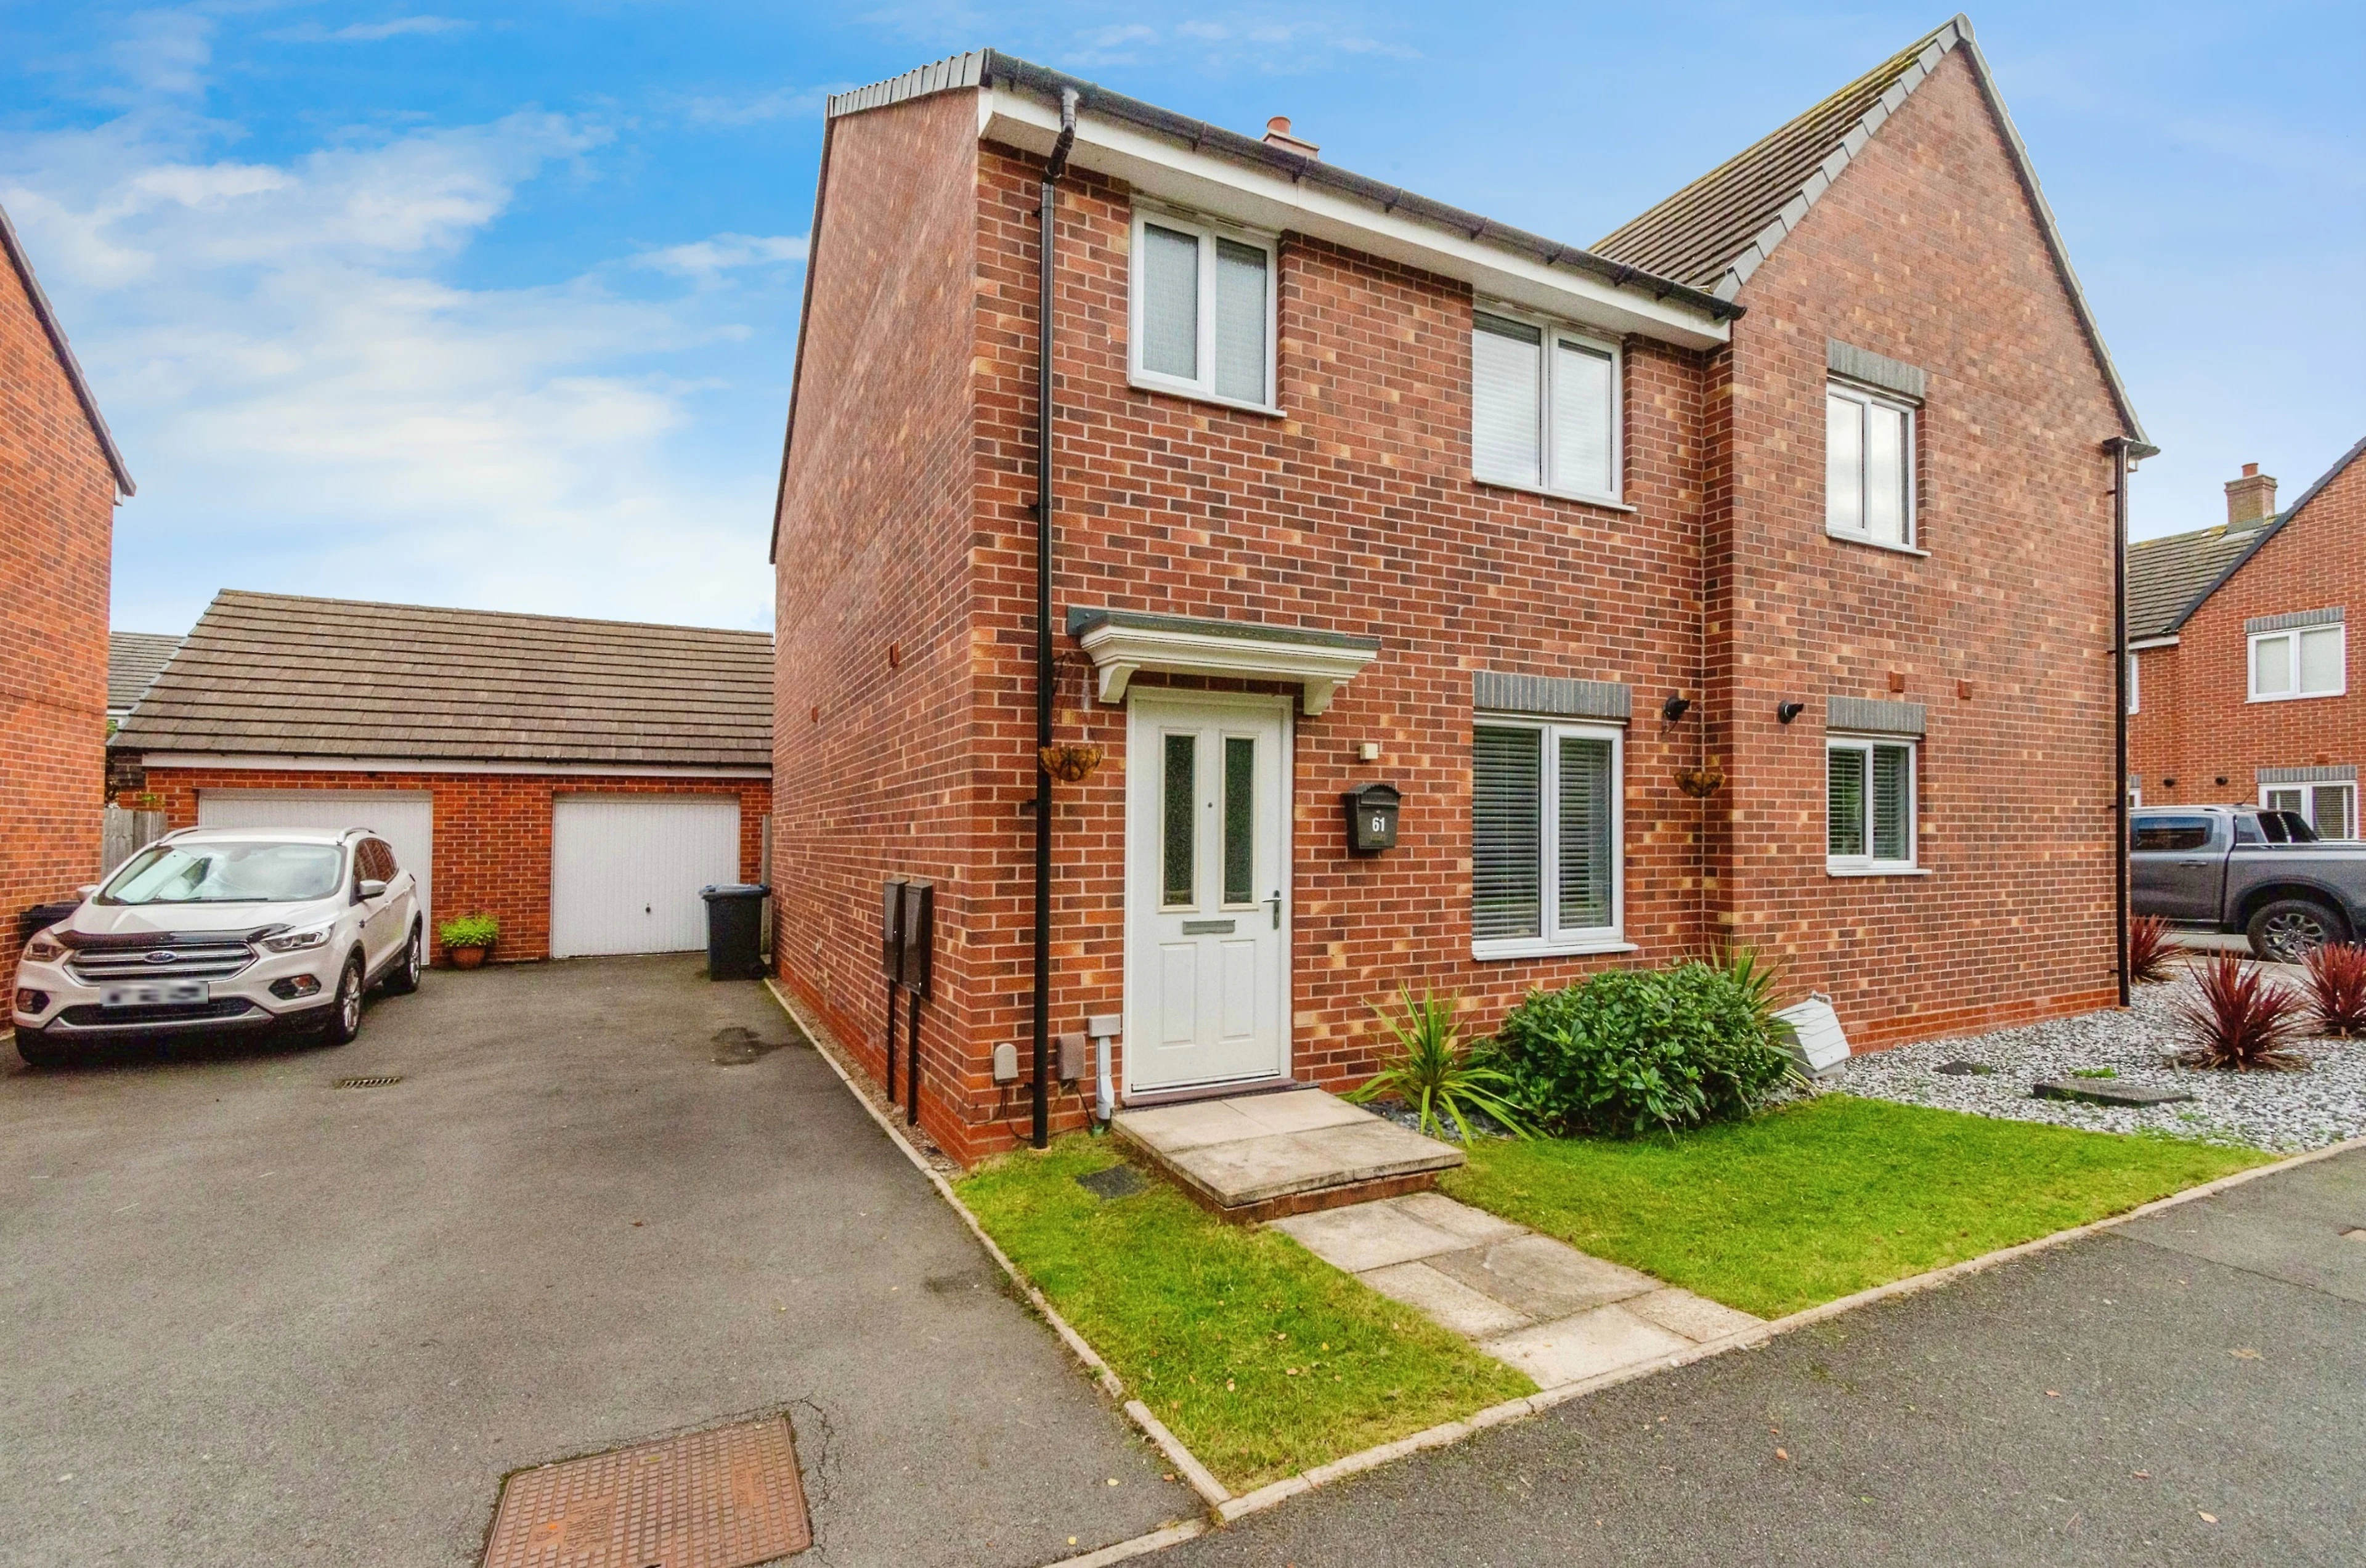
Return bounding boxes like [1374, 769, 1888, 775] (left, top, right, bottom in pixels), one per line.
[2246, 898, 2346, 964]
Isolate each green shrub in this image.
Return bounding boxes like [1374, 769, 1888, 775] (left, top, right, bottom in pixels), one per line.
[1342, 986, 1532, 1143]
[1492, 961, 1800, 1138]
[437, 912, 500, 949]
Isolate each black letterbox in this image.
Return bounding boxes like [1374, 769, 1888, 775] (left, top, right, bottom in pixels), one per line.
[898, 879, 935, 998]
[880, 878, 908, 980]
[1343, 782, 1402, 855]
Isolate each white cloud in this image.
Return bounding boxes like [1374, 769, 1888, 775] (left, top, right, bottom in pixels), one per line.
[269, 17, 475, 44]
[636, 233, 809, 280]
[110, 8, 214, 95]
[2, 111, 786, 633]
[678, 86, 826, 128]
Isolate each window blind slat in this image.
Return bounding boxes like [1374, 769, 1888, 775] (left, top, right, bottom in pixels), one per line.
[1556, 735, 1612, 931]
[1827, 746, 1866, 858]
[1872, 744, 1911, 861]
[1473, 314, 1542, 489]
[1549, 340, 1614, 498]
[1213, 238, 1267, 404]
[1473, 725, 1542, 940]
[1141, 224, 1200, 380]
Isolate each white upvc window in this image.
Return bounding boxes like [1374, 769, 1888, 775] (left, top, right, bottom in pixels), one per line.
[2263, 782, 2356, 839]
[2128, 652, 2140, 715]
[1128, 206, 1277, 412]
[1826, 381, 1916, 548]
[1470, 308, 1621, 505]
[1827, 736, 1918, 874]
[1471, 717, 1625, 957]
[2248, 623, 2344, 701]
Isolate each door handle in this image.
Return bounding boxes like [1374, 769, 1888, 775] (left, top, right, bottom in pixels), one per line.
[1266, 892, 1282, 930]
[2177, 859, 2209, 867]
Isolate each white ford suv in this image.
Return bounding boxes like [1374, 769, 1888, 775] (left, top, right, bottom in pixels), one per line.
[12, 826, 423, 1068]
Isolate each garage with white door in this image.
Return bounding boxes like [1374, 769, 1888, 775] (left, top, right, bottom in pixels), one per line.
[550, 795, 741, 958]
[198, 790, 434, 935]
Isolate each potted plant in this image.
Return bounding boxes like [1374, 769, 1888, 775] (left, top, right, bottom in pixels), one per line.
[438, 913, 499, 969]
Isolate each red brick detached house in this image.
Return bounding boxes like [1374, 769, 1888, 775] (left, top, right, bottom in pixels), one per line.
[2128, 440, 2366, 835]
[109, 591, 772, 964]
[2, 201, 134, 1004]
[771, 16, 2150, 1163]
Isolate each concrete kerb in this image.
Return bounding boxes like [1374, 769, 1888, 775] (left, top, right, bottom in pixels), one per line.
[763, 978, 2362, 1553]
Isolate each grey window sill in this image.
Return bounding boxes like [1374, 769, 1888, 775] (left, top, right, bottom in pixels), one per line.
[1826, 527, 1929, 558]
[1825, 863, 1933, 878]
[1128, 376, 1282, 419]
[1471, 938, 1638, 961]
[1474, 476, 1638, 513]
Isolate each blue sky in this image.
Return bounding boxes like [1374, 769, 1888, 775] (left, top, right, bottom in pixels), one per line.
[4, 2, 2358, 636]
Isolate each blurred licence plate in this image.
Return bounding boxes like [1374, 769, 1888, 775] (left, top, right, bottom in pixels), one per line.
[100, 980, 209, 1008]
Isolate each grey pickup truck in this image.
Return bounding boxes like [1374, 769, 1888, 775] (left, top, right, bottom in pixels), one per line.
[2131, 804, 2366, 961]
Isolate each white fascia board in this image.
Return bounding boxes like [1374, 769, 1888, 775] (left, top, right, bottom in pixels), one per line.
[137, 753, 770, 779]
[2128, 636, 2181, 651]
[983, 92, 1729, 352]
[1073, 622, 1378, 714]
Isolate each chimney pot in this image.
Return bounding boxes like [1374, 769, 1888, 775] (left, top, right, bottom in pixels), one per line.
[2226, 463, 2279, 530]
[1261, 115, 1320, 158]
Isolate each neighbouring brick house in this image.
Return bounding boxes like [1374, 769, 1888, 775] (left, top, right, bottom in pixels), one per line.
[110, 591, 773, 964]
[2, 200, 134, 1007]
[2128, 440, 2366, 836]
[772, 16, 2151, 1163]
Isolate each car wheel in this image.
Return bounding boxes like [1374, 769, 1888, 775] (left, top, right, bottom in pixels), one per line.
[321, 954, 366, 1046]
[383, 923, 423, 996]
[13, 1025, 73, 1069]
[2246, 898, 2346, 964]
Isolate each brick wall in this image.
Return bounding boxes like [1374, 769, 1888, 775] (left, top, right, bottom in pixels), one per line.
[140, 768, 771, 962]
[769, 90, 984, 1127]
[2128, 449, 2366, 813]
[1, 239, 114, 1001]
[1708, 51, 2123, 1044]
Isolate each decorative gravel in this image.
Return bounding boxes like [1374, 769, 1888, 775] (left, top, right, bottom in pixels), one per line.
[1839, 971, 2366, 1152]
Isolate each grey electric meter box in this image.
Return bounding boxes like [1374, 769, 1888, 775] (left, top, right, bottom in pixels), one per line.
[898, 879, 935, 997]
[1343, 782, 1402, 855]
[880, 878, 908, 980]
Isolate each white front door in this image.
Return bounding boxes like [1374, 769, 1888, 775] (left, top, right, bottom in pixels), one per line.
[1125, 693, 1290, 1094]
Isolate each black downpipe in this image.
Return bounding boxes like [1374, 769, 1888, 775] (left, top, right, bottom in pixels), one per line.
[884, 973, 898, 1102]
[907, 986, 923, 1126]
[1032, 89, 1079, 1151]
[2108, 437, 2132, 1008]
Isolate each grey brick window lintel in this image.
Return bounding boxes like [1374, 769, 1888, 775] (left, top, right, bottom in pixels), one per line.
[2259, 765, 2356, 786]
[1827, 696, 1926, 736]
[1473, 671, 1631, 722]
[1827, 339, 1927, 404]
[2245, 606, 2344, 635]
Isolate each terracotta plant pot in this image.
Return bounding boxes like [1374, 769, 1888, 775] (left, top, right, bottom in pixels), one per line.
[448, 945, 489, 970]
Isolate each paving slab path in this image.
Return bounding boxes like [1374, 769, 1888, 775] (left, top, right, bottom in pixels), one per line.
[1158, 1145, 2366, 1567]
[0, 956, 1192, 1567]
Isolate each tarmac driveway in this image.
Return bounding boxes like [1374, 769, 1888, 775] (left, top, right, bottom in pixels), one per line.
[0, 956, 1190, 1566]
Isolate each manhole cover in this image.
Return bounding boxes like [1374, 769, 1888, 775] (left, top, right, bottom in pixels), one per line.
[484, 1416, 811, 1568]
[1934, 1062, 1994, 1076]
[1076, 1164, 1148, 1201]
[335, 1075, 403, 1089]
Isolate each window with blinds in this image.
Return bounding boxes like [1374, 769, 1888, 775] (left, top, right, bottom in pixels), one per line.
[1471, 309, 1619, 502]
[1129, 208, 1276, 409]
[1473, 718, 1622, 954]
[2248, 623, 2345, 701]
[1826, 383, 1916, 546]
[1827, 737, 1916, 871]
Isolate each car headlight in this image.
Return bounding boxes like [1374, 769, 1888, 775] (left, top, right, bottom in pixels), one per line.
[23, 934, 63, 962]
[260, 925, 333, 953]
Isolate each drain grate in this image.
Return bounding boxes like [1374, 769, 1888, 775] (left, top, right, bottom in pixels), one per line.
[1076, 1164, 1149, 1201]
[335, 1075, 403, 1089]
[483, 1416, 811, 1567]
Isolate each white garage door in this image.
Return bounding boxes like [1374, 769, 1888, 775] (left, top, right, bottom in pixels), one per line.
[550, 795, 741, 958]
[197, 790, 434, 935]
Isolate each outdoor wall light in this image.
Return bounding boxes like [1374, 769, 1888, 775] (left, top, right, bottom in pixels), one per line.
[1661, 693, 1693, 722]
[2216, 776, 2229, 786]
[1776, 701, 1805, 725]
[2163, 778, 2177, 789]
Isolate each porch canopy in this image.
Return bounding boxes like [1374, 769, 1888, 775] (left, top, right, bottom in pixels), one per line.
[1065, 607, 1380, 715]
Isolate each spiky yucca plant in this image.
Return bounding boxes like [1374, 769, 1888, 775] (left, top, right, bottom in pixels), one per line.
[2301, 941, 2366, 1038]
[2126, 914, 2176, 984]
[1344, 986, 1532, 1143]
[2174, 951, 2307, 1071]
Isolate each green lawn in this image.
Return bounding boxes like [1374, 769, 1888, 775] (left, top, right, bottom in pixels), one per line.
[957, 1138, 1534, 1490]
[1441, 1094, 2267, 1319]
